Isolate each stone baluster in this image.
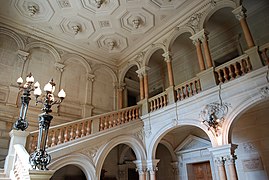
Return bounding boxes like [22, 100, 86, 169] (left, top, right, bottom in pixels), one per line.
[232, 6, 255, 48]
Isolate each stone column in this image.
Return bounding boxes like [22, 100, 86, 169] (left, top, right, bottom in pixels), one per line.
[232, 6, 255, 48]
[147, 159, 159, 180]
[225, 155, 238, 180]
[190, 35, 206, 71]
[214, 157, 227, 180]
[162, 52, 174, 86]
[138, 73, 145, 100]
[134, 160, 147, 180]
[117, 83, 125, 109]
[200, 30, 213, 68]
[54, 62, 65, 113]
[136, 67, 150, 99]
[82, 73, 95, 118]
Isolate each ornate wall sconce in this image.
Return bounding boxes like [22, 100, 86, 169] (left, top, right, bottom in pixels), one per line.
[200, 86, 229, 136]
[13, 73, 40, 131]
[28, 5, 38, 16]
[71, 25, 81, 35]
[132, 16, 141, 29]
[95, 0, 103, 8]
[29, 79, 66, 170]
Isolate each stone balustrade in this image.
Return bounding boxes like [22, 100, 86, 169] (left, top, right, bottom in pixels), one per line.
[26, 105, 141, 153]
[148, 91, 168, 112]
[215, 54, 252, 84]
[174, 77, 201, 101]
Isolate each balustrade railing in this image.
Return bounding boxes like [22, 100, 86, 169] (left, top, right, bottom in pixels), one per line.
[148, 91, 168, 112]
[174, 77, 201, 101]
[26, 105, 141, 153]
[215, 54, 252, 84]
[259, 43, 269, 65]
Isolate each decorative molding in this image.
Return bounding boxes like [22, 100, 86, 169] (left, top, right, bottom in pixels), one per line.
[260, 86, 269, 98]
[81, 147, 99, 159]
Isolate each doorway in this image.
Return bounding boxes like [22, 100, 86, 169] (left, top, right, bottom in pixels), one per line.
[187, 161, 212, 180]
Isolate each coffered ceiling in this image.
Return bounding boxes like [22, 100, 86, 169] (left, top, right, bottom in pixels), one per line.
[0, 0, 201, 66]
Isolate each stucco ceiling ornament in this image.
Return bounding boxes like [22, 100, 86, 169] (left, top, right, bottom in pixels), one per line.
[132, 16, 142, 29]
[71, 24, 81, 35]
[27, 5, 39, 16]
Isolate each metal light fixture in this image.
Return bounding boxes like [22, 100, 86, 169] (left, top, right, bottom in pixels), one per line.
[29, 79, 66, 170]
[13, 73, 40, 131]
[200, 85, 228, 136]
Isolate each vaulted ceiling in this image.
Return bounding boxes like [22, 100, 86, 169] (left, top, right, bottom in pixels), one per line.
[0, 0, 202, 67]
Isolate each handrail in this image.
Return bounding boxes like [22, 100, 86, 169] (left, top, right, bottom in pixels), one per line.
[215, 54, 251, 84]
[174, 76, 201, 101]
[26, 105, 141, 153]
[10, 144, 31, 180]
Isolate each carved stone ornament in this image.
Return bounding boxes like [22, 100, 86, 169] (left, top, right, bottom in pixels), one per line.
[260, 86, 269, 98]
[135, 128, 145, 141]
[187, 13, 203, 31]
[81, 147, 99, 158]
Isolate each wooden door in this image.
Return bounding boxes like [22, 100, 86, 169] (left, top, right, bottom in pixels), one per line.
[188, 161, 212, 180]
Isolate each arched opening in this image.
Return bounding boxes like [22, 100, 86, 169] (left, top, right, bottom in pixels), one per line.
[148, 49, 167, 98]
[170, 32, 198, 85]
[155, 125, 213, 180]
[123, 65, 139, 107]
[101, 144, 139, 180]
[230, 100, 269, 180]
[204, 7, 242, 66]
[50, 164, 87, 180]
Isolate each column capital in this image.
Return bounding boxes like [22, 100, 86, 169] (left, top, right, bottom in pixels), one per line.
[190, 29, 209, 43]
[54, 62, 65, 72]
[17, 49, 29, 61]
[162, 51, 172, 62]
[133, 160, 147, 174]
[147, 159, 160, 173]
[232, 5, 247, 20]
[136, 66, 150, 76]
[224, 154, 237, 165]
[214, 156, 225, 166]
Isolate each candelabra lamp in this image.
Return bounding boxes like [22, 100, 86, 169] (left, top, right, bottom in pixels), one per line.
[29, 79, 66, 170]
[13, 73, 40, 131]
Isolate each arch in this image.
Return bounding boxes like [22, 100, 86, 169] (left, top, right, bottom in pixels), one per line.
[49, 153, 96, 180]
[199, 0, 237, 30]
[222, 92, 267, 145]
[167, 26, 195, 51]
[94, 135, 146, 178]
[143, 43, 166, 66]
[92, 64, 118, 83]
[159, 139, 177, 162]
[147, 119, 217, 160]
[25, 41, 62, 63]
[118, 61, 140, 83]
[0, 27, 25, 50]
[61, 53, 92, 74]
[118, 145, 136, 164]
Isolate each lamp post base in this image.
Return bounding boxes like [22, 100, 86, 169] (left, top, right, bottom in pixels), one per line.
[13, 118, 28, 131]
[29, 149, 51, 170]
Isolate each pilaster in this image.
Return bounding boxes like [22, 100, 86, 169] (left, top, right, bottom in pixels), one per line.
[244, 46, 263, 70]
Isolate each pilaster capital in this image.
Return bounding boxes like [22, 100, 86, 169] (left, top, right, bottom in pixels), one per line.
[87, 73, 95, 82]
[214, 156, 225, 166]
[17, 50, 29, 61]
[224, 154, 237, 165]
[232, 5, 247, 20]
[136, 66, 150, 76]
[54, 62, 65, 72]
[162, 51, 172, 62]
[170, 162, 179, 175]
